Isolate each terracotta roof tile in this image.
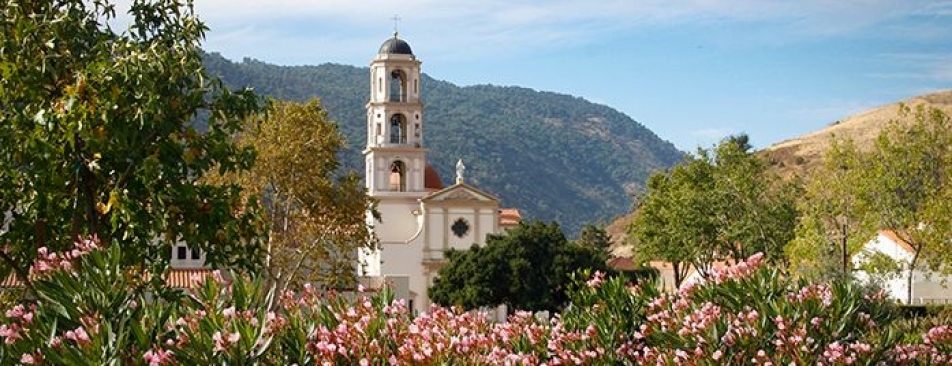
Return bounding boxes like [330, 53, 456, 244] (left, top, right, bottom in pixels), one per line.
[166, 269, 214, 289]
[499, 208, 522, 226]
[607, 257, 638, 271]
[3, 269, 214, 289]
[1, 273, 22, 288]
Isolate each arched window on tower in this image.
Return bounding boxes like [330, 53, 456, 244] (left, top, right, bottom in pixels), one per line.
[390, 70, 407, 102]
[389, 161, 406, 191]
[390, 114, 407, 144]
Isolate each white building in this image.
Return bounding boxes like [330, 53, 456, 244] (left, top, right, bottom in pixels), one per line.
[358, 33, 520, 313]
[853, 230, 952, 305]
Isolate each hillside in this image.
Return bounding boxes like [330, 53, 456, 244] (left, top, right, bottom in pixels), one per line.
[763, 90, 952, 178]
[202, 53, 684, 235]
[605, 90, 952, 254]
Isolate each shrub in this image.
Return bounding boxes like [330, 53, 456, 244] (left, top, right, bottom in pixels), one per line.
[1, 238, 950, 365]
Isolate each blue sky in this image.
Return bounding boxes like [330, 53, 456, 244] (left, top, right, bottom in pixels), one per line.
[141, 0, 952, 151]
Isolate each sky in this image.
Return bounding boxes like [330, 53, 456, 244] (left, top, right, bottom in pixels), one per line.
[126, 0, 952, 151]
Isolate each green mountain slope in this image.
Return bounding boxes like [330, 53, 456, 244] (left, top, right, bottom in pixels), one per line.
[203, 52, 683, 235]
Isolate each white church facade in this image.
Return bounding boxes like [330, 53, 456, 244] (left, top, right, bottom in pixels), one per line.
[358, 34, 521, 313]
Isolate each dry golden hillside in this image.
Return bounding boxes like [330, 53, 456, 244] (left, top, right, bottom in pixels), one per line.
[763, 90, 952, 178]
[606, 90, 952, 252]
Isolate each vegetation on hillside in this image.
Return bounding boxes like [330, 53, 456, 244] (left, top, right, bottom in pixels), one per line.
[201, 53, 684, 235]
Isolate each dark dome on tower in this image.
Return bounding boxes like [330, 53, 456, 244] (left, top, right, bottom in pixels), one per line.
[378, 34, 413, 55]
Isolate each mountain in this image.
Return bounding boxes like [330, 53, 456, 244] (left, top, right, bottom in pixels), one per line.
[202, 52, 684, 236]
[762, 90, 952, 178]
[605, 89, 952, 255]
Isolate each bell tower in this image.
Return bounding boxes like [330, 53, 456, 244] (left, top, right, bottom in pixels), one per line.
[364, 32, 427, 197]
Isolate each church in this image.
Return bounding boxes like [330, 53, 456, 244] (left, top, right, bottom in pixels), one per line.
[358, 33, 521, 313]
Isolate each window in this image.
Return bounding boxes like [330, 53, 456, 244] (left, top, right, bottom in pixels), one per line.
[176, 245, 187, 260]
[390, 70, 407, 102]
[389, 161, 406, 191]
[191, 246, 201, 260]
[451, 218, 470, 238]
[390, 114, 407, 144]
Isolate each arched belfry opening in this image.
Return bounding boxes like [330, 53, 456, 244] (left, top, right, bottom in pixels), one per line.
[390, 114, 407, 144]
[390, 69, 408, 102]
[389, 160, 407, 191]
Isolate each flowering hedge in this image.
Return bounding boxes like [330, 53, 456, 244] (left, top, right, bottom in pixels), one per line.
[0, 237, 950, 365]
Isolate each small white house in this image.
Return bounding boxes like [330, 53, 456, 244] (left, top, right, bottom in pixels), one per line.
[853, 230, 952, 305]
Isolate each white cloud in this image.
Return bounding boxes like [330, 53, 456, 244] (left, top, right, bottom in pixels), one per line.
[870, 53, 952, 83]
[108, 0, 946, 65]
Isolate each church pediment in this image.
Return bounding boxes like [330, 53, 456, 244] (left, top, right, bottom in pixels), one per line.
[422, 183, 499, 204]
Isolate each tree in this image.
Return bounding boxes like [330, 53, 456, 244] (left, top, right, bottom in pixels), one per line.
[851, 105, 952, 303]
[627, 135, 799, 287]
[787, 138, 873, 280]
[429, 221, 608, 312]
[708, 135, 799, 263]
[628, 161, 714, 288]
[213, 99, 376, 291]
[0, 0, 266, 289]
[576, 224, 612, 254]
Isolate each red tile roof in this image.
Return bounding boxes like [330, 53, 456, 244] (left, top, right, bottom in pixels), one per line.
[1, 273, 22, 289]
[1, 269, 213, 289]
[499, 208, 522, 226]
[607, 257, 639, 271]
[165, 269, 214, 289]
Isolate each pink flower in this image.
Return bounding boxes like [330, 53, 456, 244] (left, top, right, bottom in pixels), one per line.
[223, 306, 236, 319]
[586, 271, 606, 288]
[143, 348, 174, 366]
[213, 331, 225, 351]
[65, 327, 90, 345]
[20, 353, 35, 364]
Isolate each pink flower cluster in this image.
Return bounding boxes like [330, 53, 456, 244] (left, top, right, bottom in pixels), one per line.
[705, 252, 765, 286]
[29, 235, 99, 276]
[142, 347, 174, 366]
[4, 241, 952, 365]
[790, 283, 834, 307]
[585, 271, 605, 288]
[298, 293, 602, 365]
[0, 304, 35, 345]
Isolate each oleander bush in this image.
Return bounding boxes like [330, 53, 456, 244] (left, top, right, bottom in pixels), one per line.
[1, 237, 950, 365]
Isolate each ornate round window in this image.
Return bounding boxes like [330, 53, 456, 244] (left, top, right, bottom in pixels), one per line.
[451, 218, 470, 238]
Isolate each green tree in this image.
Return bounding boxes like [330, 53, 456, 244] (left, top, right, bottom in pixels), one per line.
[787, 138, 873, 280]
[628, 135, 798, 287]
[851, 105, 952, 303]
[214, 99, 376, 291]
[576, 224, 612, 254]
[429, 221, 608, 312]
[0, 0, 265, 289]
[628, 160, 715, 288]
[708, 135, 799, 263]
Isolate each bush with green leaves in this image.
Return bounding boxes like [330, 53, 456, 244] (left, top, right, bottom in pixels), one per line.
[2, 237, 951, 365]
